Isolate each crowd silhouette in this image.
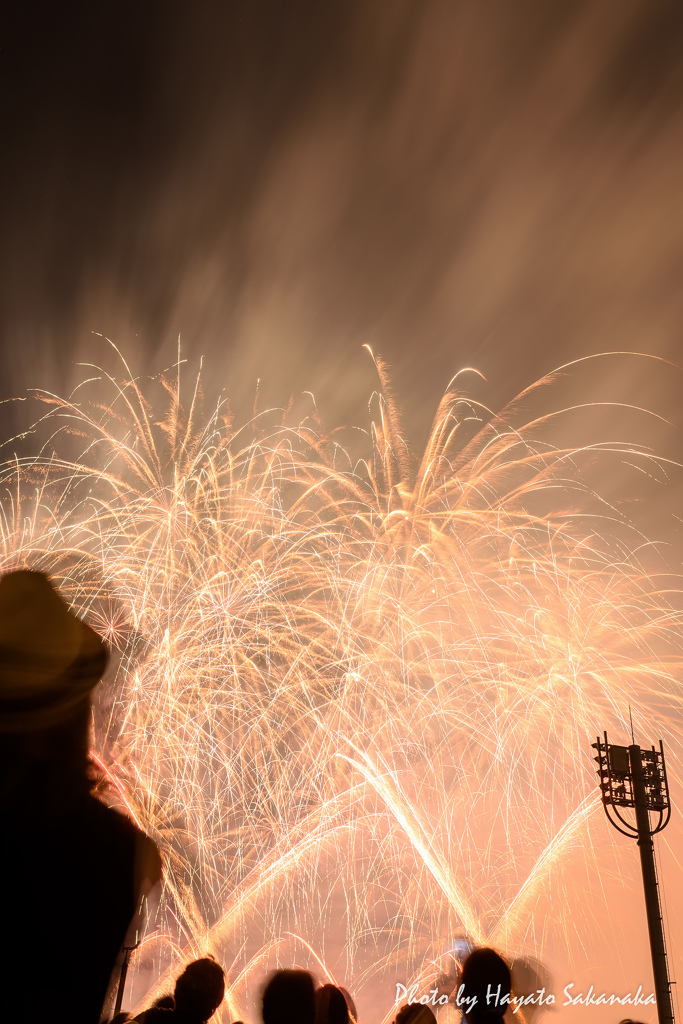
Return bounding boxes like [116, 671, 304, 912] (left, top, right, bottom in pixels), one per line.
[0, 571, 651, 1024]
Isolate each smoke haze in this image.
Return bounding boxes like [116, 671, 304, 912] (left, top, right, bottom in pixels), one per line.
[2, 1, 683, 437]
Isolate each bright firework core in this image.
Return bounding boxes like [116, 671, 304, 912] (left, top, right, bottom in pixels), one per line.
[2, 351, 682, 1022]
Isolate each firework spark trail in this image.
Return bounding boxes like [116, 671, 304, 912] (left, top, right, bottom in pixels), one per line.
[1, 350, 682, 1019]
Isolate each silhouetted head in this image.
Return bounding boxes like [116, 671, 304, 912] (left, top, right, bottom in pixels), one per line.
[0, 570, 108, 732]
[394, 1003, 437, 1024]
[174, 956, 225, 1020]
[262, 970, 316, 1024]
[315, 984, 350, 1024]
[0, 570, 110, 810]
[150, 993, 175, 1010]
[509, 956, 552, 1023]
[459, 948, 511, 1023]
[338, 987, 357, 1024]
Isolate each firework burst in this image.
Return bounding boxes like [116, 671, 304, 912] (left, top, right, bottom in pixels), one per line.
[2, 348, 682, 1021]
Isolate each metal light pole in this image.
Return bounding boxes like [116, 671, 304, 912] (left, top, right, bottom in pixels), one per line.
[114, 940, 141, 1018]
[592, 732, 675, 1024]
[113, 893, 147, 1017]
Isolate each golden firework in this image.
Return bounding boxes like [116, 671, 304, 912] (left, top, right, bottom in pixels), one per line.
[1, 348, 681, 1021]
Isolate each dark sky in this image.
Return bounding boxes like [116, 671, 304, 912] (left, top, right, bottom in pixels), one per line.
[2, 0, 683, 442]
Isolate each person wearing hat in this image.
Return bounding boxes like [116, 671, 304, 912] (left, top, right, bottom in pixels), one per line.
[0, 569, 162, 1023]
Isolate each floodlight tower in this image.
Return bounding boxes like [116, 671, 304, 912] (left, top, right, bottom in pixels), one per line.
[592, 732, 675, 1024]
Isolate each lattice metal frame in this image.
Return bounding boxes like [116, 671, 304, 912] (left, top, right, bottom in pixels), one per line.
[592, 732, 671, 837]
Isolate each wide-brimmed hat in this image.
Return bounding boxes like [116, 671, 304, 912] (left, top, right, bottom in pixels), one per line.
[0, 569, 109, 732]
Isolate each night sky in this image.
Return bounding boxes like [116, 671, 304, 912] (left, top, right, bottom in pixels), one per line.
[2, 1, 683, 443]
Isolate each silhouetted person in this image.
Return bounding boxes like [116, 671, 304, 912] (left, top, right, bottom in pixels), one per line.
[262, 970, 316, 1024]
[0, 570, 162, 1023]
[394, 1004, 437, 1024]
[338, 988, 357, 1024]
[459, 948, 511, 1023]
[147, 994, 176, 1012]
[139, 956, 226, 1022]
[509, 957, 551, 1024]
[315, 984, 350, 1024]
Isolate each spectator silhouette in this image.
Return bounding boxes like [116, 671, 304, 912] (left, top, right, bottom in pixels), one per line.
[315, 984, 350, 1024]
[394, 1004, 437, 1024]
[459, 948, 511, 1023]
[509, 957, 551, 1024]
[0, 570, 162, 1023]
[338, 987, 357, 1024]
[262, 970, 316, 1024]
[139, 956, 226, 1022]
[145, 994, 176, 1013]
[133, 993, 175, 1021]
